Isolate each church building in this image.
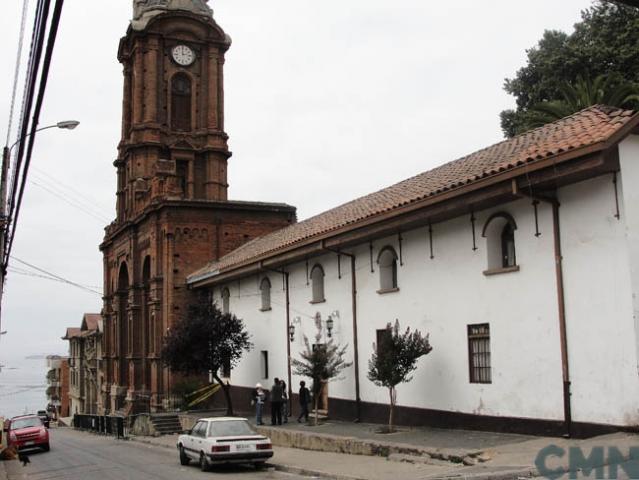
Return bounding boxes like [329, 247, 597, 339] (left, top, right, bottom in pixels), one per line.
[100, 0, 295, 414]
[189, 106, 639, 436]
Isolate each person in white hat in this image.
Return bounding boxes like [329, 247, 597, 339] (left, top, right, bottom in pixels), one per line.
[252, 383, 266, 425]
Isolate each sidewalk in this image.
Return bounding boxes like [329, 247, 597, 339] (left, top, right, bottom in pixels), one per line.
[128, 418, 639, 480]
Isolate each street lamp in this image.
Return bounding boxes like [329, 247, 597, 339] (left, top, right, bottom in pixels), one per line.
[0, 120, 80, 338]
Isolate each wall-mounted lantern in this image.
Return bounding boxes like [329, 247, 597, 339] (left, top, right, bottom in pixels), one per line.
[326, 315, 334, 338]
[288, 324, 295, 342]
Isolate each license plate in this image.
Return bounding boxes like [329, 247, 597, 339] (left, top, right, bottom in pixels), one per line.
[235, 444, 253, 452]
[24, 441, 34, 446]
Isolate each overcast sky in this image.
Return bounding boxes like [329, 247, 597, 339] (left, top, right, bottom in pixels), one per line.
[0, 0, 592, 363]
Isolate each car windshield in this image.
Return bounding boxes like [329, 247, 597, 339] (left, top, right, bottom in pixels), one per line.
[208, 420, 255, 437]
[11, 417, 42, 429]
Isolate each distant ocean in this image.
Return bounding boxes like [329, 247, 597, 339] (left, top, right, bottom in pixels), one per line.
[0, 357, 48, 419]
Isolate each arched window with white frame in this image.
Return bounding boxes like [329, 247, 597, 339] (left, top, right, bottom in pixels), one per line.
[377, 246, 399, 292]
[221, 287, 230, 314]
[310, 264, 325, 303]
[260, 277, 272, 311]
[482, 212, 518, 272]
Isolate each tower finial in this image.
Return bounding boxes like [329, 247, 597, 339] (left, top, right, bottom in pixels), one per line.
[132, 0, 213, 30]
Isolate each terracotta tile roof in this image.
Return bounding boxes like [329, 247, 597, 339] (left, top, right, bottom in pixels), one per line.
[188, 105, 637, 282]
[82, 314, 102, 332]
[63, 327, 82, 340]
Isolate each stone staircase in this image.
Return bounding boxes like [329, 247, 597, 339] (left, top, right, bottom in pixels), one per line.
[150, 414, 183, 435]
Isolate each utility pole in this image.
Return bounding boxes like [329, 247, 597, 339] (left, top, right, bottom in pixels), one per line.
[0, 146, 11, 334]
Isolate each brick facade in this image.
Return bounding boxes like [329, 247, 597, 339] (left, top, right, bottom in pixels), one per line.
[100, 7, 296, 413]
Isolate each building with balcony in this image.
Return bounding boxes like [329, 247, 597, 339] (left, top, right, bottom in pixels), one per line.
[63, 314, 103, 415]
[45, 355, 69, 419]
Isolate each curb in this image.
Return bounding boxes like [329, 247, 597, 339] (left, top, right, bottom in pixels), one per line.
[255, 425, 483, 462]
[127, 435, 539, 480]
[271, 463, 368, 480]
[128, 435, 366, 479]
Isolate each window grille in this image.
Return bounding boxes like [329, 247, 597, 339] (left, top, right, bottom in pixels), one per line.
[468, 323, 491, 384]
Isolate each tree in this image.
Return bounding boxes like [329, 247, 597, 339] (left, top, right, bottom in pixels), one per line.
[367, 320, 432, 433]
[161, 298, 252, 416]
[501, 1, 639, 137]
[524, 74, 639, 129]
[291, 315, 352, 425]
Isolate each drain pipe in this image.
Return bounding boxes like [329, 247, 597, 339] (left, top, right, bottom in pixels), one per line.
[262, 264, 294, 417]
[514, 184, 572, 436]
[324, 246, 361, 422]
[550, 200, 572, 437]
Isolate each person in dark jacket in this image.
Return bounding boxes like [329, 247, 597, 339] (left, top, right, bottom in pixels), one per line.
[270, 377, 283, 425]
[297, 380, 311, 423]
[280, 379, 289, 423]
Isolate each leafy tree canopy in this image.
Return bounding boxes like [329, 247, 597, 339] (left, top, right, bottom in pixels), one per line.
[292, 316, 352, 424]
[368, 320, 432, 432]
[501, 1, 639, 137]
[161, 297, 252, 414]
[368, 320, 432, 390]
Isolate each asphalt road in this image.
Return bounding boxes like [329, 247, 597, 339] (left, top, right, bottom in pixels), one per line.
[4, 428, 306, 480]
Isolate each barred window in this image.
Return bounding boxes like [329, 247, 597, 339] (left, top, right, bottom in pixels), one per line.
[468, 323, 491, 384]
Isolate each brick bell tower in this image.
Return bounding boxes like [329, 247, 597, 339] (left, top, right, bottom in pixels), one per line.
[100, 0, 296, 414]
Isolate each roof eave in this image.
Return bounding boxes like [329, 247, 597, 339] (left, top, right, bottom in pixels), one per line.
[189, 112, 639, 288]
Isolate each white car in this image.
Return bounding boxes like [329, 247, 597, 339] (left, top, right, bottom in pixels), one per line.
[177, 417, 273, 471]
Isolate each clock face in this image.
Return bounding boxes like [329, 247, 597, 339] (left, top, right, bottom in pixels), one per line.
[172, 45, 195, 66]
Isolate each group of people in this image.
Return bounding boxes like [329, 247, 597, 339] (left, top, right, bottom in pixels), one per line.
[252, 378, 311, 426]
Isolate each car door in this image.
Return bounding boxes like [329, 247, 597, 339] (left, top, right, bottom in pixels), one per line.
[185, 421, 203, 457]
[192, 421, 206, 454]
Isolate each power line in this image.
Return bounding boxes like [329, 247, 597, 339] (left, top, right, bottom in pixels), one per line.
[31, 166, 112, 216]
[7, 267, 101, 291]
[5, 0, 31, 147]
[10, 256, 102, 296]
[5, 0, 66, 268]
[30, 179, 111, 223]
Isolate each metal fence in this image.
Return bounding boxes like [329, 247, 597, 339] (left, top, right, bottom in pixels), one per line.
[72, 414, 128, 439]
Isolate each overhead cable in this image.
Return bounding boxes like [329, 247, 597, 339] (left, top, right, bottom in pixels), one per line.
[6, 0, 66, 268]
[10, 256, 102, 296]
[5, 0, 31, 147]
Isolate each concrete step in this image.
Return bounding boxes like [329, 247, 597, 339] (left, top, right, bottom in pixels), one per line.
[149, 414, 183, 435]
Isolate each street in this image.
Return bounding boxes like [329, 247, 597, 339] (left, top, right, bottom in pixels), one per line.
[4, 428, 306, 480]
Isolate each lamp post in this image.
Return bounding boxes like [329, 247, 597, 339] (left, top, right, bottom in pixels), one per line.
[0, 121, 80, 338]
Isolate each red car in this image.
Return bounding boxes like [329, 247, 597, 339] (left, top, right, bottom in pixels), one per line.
[6, 415, 50, 451]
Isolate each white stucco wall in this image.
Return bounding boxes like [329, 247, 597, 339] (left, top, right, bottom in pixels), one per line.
[212, 166, 639, 427]
[619, 135, 639, 399]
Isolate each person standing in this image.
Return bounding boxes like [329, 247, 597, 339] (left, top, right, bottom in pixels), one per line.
[297, 380, 310, 423]
[270, 377, 283, 425]
[280, 379, 289, 424]
[252, 383, 266, 425]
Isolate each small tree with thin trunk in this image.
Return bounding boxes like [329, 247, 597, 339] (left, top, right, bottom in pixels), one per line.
[161, 297, 252, 416]
[292, 315, 352, 425]
[368, 320, 432, 432]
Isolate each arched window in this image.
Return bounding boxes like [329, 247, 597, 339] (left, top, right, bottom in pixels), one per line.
[377, 246, 398, 291]
[260, 277, 271, 311]
[482, 212, 518, 271]
[221, 287, 230, 314]
[171, 73, 192, 131]
[310, 264, 325, 303]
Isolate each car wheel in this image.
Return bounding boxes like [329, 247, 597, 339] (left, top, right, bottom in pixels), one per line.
[179, 446, 190, 466]
[199, 452, 209, 472]
[42, 443, 50, 452]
